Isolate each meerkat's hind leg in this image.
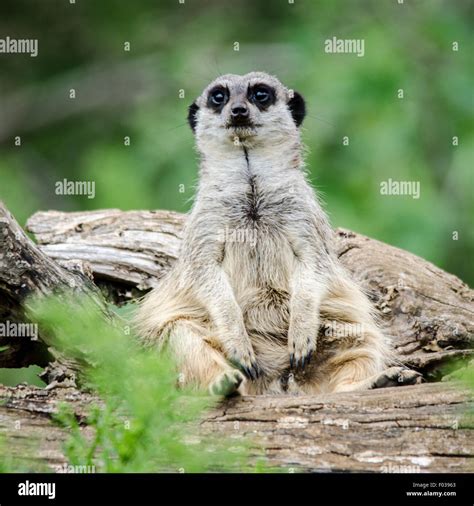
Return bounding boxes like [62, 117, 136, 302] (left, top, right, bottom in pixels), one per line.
[370, 366, 422, 389]
[166, 320, 245, 397]
[330, 363, 422, 393]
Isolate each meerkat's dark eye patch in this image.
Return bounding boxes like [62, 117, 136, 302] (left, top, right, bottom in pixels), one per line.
[248, 84, 276, 110]
[187, 102, 199, 132]
[207, 86, 229, 112]
[288, 91, 306, 127]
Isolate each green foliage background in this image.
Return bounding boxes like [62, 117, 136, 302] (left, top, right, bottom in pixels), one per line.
[0, 0, 472, 289]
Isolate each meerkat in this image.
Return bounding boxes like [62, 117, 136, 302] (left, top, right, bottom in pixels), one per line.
[136, 71, 421, 396]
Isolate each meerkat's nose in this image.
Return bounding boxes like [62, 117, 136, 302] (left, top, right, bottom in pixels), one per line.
[231, 104, 249, 118]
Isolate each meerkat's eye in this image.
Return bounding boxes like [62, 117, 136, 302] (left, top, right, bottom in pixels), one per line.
[208, 87, 229, 110]
[254, 88, 270, 103]
[211, 90, 226, 105]
[249, 85, 275, 109]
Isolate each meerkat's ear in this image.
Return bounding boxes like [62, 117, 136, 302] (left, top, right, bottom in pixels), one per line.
[188, 102, 199, 132]
[288, 91, 306, 127]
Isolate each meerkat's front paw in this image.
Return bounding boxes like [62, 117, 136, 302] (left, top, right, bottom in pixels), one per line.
[289, 334, 316, 372]
[227, 345, 262, 380]
[372, 366, 423, 388]
[209, 369, 245, 396]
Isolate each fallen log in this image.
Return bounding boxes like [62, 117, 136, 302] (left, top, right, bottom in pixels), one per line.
[0, 203, 109, 371]
[0, 382, 472, 472]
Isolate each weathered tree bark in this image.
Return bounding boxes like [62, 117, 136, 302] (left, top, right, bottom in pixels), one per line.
[0, 203, 108, 381]
[1, 382, 472, 472]
[0, 203, 473, 473]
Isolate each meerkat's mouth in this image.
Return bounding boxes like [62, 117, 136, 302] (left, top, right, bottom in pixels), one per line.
[226, 123, 262, 138]
[226, 123, 260, 129]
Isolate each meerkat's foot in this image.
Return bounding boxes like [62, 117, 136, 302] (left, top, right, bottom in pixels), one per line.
[289, 335, 316, 372]
[209, 369, 245, 397]
[371, 366, 423, 389]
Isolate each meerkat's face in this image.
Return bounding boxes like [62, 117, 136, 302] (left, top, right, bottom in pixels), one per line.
[188, 72, 306, 149]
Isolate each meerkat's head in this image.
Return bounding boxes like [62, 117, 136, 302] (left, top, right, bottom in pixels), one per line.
[187, 72, 306, 151]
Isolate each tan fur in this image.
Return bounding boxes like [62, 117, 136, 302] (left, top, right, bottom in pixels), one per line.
[136, 72, 394, 396]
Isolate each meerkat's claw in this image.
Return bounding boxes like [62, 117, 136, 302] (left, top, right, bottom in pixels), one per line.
[290, 340, 315, 372]
[252, 362, 263, 378]
[372, 366, 423, 389]
[292, 354, 311, 372]
[209, 369, 245, 396]
[301, 348, 315, 370]
[238, 361, 262, 380]
[228, 347, 262, 380]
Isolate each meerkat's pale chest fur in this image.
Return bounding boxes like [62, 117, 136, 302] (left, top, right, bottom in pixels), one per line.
[136, 72, 420, 396]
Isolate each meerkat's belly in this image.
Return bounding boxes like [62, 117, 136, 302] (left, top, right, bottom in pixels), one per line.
[221, 228, 294, 340]
[222, 226, 294, 288]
